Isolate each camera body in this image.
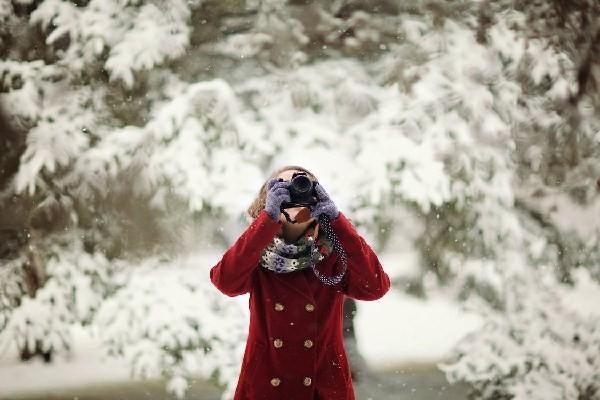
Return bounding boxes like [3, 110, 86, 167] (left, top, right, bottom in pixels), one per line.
[279, 171, 318, 210]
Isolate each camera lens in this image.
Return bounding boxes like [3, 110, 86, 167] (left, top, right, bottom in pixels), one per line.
[291, 175, 312, 194]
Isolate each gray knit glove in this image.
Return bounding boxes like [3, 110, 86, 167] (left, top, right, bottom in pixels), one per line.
[264, 177, 291, 221]
[310, 182, 340, 221]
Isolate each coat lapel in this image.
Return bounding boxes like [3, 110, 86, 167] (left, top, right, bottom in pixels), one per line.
[271, 268, 316, 304]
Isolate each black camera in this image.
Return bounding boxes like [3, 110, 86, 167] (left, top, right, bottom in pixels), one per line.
[278, 172, 319, 221]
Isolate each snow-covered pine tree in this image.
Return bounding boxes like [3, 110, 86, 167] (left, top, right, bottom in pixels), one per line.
[1, 1, 599, 399]
[1, 0, 264, 395]
[439, 258, 600, 400]
[425, 2, 600, 397]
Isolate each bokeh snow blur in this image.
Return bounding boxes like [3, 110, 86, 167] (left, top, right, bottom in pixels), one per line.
[1, 1, 600, 399]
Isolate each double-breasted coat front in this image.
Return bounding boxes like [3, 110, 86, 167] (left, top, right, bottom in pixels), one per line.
[210, 209, 391, 400]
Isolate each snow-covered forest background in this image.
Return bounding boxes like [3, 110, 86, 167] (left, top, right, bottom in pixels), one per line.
[1, 0, 600, 399]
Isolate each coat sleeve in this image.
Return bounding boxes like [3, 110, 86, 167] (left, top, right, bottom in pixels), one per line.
[210, 209, 282, 297]
[330, 211, 391, 301]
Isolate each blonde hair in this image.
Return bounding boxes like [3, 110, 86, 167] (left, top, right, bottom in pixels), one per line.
[247, 165, 318, 220]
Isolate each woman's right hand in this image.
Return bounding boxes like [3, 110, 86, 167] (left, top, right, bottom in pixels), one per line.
[264, 177, 291, 221]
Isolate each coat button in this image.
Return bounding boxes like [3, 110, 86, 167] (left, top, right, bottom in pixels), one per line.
[273, 338, 283, 348]
[303, 377, 312, 386]
[303, 339, 313, 348]
[271, 377, 281, 387]
[305, 303, 315, 312]
[274, 302, 284, 311]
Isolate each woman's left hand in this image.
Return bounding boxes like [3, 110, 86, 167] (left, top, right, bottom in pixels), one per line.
[310, 182, 340, 221]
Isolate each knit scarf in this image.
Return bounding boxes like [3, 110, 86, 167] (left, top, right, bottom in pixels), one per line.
[260, 220, 334, 274]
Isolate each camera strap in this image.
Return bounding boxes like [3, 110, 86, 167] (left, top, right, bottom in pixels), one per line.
[310, 214, 348, 286]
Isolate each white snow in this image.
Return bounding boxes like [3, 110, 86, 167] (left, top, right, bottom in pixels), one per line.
[355, 287, 484, 369]
[0, 251, 472, 397]
[1, 252, 598, 397]
[0, 326, 130, 397]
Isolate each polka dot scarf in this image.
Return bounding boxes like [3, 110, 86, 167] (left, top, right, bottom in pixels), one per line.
[259, 215, 348, 285]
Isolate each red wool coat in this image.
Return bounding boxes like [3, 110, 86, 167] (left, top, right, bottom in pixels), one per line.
[210, 209, 391, 400]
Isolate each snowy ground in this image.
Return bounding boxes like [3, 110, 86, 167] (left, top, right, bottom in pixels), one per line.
[0, 292, 475, 399]
[355, 287, 483, 369]
[1, 252, 598, 399]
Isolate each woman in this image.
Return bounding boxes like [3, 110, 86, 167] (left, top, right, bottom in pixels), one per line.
[210, 165, 390, 400]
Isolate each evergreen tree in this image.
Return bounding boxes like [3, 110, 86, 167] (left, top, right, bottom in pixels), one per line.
[1, 0, 599, 398]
